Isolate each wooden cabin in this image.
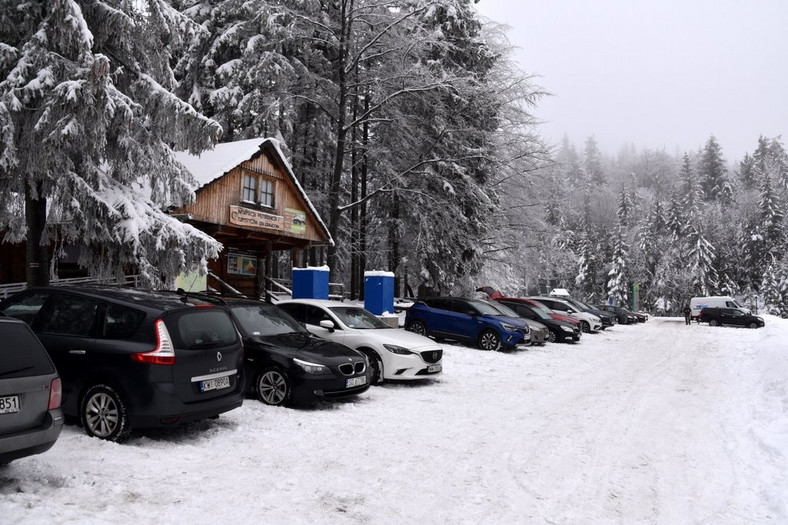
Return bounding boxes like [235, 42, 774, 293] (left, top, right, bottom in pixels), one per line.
[172, 137, 333, 297]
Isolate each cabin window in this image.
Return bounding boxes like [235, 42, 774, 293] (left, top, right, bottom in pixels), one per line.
[260, 179, 274, 207]
[242, 174, 257, 203]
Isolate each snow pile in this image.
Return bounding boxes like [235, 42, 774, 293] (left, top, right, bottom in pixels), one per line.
[1, 317, 786, 523]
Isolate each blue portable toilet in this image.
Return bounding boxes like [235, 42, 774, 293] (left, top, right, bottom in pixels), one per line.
[364, 271, 395, 315]
[292, 266, 330, 299]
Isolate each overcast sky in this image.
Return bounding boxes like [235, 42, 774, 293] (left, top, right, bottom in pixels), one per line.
[473, 0, 788, 162]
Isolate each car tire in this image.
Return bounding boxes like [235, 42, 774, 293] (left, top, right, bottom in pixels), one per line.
[255, 368, 292, 407]
[547, 330, 557, 343]
[407, 320, 427, 336]
[580, 321, 590, 333]
[746, 322, 758, 329]
[478, 329, 501, 351]
[709, 319, 720, 327]
[364, 351, 384, 385]
[80, 384, 131, 442]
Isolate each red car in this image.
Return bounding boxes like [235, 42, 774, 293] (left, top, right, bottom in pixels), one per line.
[477, 288, 581, 328]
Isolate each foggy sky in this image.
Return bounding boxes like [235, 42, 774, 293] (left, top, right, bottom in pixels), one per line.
[474, 0, 788, 163]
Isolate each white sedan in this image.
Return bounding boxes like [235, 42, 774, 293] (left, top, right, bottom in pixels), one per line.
[276, 299, 443, 384]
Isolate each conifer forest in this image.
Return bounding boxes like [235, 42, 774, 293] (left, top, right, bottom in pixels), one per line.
[1, 0, 786, 316]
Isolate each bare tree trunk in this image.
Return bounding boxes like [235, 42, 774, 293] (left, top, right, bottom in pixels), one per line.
[359, 92, 369, 301]
[25, 180, 49, 286]
[326, 0, 354, 280]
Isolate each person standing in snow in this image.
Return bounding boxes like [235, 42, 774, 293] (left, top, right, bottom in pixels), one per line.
[682, 304, 692, 325]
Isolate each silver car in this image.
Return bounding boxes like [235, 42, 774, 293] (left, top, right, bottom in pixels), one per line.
[0, 316, 64, 465]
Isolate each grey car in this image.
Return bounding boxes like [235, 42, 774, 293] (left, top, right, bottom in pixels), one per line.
[0, 315, 64, 465]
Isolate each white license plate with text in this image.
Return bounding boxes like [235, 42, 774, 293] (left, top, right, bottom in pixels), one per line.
[346, 376, 367, 388]
[0, 395, 20, 414]
[200, 376, 231, 392]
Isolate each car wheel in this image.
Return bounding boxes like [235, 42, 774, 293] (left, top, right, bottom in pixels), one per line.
[709, 319, 720, 327]
[80, 384, 130, 442]
[547, 330, 557, 343]
[746, 322, 758, 329]
[365, 351, 384, 385]
[478, 329, 501, 351]
[255, 368, 292, 406]
[407, 320, 427, 336]
[580, 321, 590, 333]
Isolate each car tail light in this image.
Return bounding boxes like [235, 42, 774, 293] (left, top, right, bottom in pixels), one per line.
[132, 319, 176, 365]
[48, 377, 62, 410]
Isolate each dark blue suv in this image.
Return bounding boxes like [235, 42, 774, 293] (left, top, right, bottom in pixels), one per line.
[405, 297, 530, 351]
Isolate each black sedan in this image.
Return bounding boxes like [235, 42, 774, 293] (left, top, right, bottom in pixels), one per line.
[225, 299, 371, 406]
[596, 304, 637, 324]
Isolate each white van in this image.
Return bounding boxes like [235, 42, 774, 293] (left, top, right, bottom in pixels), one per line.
[689, 296, 749, 320]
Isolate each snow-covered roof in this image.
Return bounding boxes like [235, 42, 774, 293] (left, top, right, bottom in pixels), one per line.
[174, 138, 333, 245]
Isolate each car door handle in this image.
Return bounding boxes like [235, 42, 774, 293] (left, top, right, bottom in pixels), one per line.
[69, 349, 87, 355]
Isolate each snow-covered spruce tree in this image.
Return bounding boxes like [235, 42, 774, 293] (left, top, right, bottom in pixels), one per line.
[584, 135, 606, 186]
[616, 185, 633, 228]
[679, 153, 700, 224]
[575, 231, 598, 299]
[760, 260, 788, 317]
[685, 224, 718, 296]
[606, 225, 629, 306]
[0, 0, 222, 287]
[699, 135, 731, 203]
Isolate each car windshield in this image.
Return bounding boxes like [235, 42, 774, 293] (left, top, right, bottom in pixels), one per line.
[231, 304, 308, 336]
[574, 300, 594, 311]
[329, 307, 390, 329]
[472, 301, 506, 316]
[523, 305, 551, 320]
[488, 302, 519, 318]
[529, 300, 554, 314]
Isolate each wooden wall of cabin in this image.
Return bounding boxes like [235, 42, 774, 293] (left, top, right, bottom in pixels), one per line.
[175, 151, 327, 244]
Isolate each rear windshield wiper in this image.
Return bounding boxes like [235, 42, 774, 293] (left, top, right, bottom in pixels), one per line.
[0, 365, 35, 377]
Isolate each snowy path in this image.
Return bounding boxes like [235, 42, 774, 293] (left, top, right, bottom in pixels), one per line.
[1, 317, 786, 524]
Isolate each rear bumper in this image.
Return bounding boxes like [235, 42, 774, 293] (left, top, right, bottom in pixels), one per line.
[127, 383, 245, 429]
[0, 409, 64, 464]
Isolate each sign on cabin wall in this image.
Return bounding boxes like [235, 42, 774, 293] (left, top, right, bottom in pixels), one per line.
[229, 205, 284, 231]
[228, 253, 257, 276]
[285, 208, 306, 234]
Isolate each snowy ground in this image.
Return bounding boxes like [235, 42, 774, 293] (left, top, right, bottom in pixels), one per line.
[2, 316, 787, 524]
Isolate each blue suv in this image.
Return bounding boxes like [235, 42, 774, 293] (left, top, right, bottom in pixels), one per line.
[405, 297, 530, 351]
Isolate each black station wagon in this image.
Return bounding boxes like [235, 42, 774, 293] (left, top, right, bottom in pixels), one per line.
[0, 287, 245, 441]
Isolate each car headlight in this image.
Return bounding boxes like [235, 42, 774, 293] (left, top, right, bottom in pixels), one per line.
[560, 325, 573, 332]
[591, 316, 600, 323]
[383, 344, 413, 355]
[501, 323, 527, 333]
[293, 358, 329, 375]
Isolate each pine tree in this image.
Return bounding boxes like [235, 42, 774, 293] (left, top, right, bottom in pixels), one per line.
[0, 0, 222, 286]
[686, 224, 718, 296]
[758, 173, 785, 261]
[607, 226, 629, 305]
[616, 185, 633, 227]
[584, 135, 606, 186]
[679, 153, 700, 221]
[698, 135, 729, 202]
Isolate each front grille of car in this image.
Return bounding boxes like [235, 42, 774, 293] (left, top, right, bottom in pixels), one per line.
[420, 349, 443, 364]
[338, 361, 366, 376]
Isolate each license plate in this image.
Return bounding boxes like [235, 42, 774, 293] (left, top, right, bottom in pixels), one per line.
[346, 376, 367, 388]
[427, 364, 442, 373]
[200, 376, 230, 392]
[0, 395, 20, 414]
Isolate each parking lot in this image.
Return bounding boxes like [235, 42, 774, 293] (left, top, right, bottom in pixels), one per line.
[2, 317, 786, 524]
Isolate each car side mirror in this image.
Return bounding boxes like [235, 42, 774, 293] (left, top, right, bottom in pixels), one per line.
[319, 319, 335, 332]
[465, 310, 477, 317]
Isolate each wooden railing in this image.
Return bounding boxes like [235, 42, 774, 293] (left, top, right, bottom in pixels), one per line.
[0, 275, 140, 299]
